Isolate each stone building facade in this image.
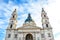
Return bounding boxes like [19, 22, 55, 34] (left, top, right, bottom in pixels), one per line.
[5, 8, 54, 40]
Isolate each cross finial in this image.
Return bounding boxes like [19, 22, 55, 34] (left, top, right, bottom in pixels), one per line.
[14, 9, 16, 12]
[42, 8, 45, 12]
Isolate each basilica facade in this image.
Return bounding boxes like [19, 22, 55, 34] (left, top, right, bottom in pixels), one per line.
[5, 8, 54, 40]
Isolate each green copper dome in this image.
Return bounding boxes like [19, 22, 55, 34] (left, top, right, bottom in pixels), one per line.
[25, 13, 33, 23]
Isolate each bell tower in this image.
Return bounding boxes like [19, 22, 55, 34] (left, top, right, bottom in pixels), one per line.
[41, 8, 52, 29]
[5, 9, 17, 40]
[7, 9, 17, 29]
[41, 8, 54, 40]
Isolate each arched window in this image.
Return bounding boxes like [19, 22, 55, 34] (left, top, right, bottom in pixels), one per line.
[46, 24, 48, 27]
[13, 15, 14, 18]
[44, 15, 46, 17]
[10, 24, 12, 28]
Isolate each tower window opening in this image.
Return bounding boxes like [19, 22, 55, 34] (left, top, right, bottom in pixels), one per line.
[10, 24, 12, 28]
[46, 24, 48, 27]
[44, 15, 46, 17]
[13, 15, 14, 18]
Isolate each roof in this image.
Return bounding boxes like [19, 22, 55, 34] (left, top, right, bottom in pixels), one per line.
[25, 13, 33, 23]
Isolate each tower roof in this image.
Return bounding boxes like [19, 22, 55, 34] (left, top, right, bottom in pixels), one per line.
[42, 8, 45, 12]
[10, 9, 17, 20]
[25, 13, 33, 23]
[14, 9, 16, 12]
[12, 9, 17, 15]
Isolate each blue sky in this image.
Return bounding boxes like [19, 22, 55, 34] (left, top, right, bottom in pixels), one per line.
[0, 0, 60, 40]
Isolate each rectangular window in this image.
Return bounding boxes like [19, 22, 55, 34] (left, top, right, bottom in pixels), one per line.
[8, 34, 11, 38]
[41, 34, 44, 38]
[48, 33, 51, 37]
[14, 34, 17, 38]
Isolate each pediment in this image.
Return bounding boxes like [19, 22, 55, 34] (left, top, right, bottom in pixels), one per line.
[17, 25, 42, 30]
